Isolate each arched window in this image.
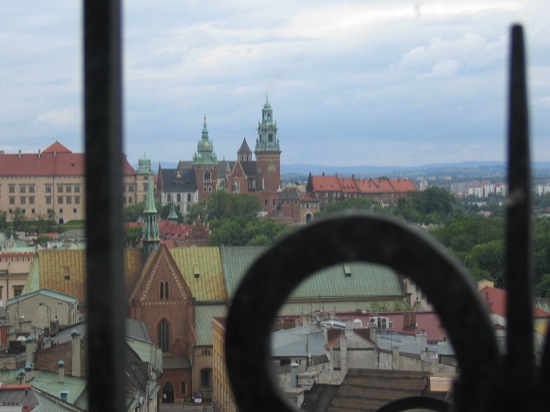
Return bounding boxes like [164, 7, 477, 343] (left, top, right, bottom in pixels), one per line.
[158, 319, 170, 352]
[187, 193, 192, 202]
[180, 381, 187, 396]
[160, 281, 169, 300]
[176, 193, 181, 202]
[233, 181, 240, 193]
[204, 171, 211, 182]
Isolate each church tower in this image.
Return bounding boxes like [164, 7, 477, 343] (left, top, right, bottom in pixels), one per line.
[254, 96, 281, 192]
[142, 171, 160, 256]
[192, 117, 218, 202]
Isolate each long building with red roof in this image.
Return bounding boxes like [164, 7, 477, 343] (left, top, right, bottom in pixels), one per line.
[0, 141, 140, 223]
[306, 172, 418, 208]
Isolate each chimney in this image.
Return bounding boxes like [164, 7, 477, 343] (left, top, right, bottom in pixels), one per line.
[18, 150, 21, 159]
[71, 329, 81, 377]
[290, 362, 298, 388]
[416, 330, 427, 346]
[57, 359, 65, 384]
[25, 335, 36, 363]
[38, 149, 41, 158]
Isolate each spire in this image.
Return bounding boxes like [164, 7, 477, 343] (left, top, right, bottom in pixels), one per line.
[255, 95, 281, 153]
[193, 116, 218, 165]
[142, 170, 159, 256]
[167, 200, 178, 222]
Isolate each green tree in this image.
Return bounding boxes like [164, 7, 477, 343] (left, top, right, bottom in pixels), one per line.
[315, 197, 384, 220]
[0, 211, 7, 231]
[463, 239, 505, 286]
[186, 191, 260, 224]
[431, 215, 504, 254]
[409, 186, 456, 223]
[124, 202, 145, 222]
[12, 208, 27, 232]
[125, 226, 142, 246]
[535, 273, 550, 298]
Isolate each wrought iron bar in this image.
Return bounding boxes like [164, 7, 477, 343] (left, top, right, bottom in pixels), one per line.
[505, 24, 534, 382]
[84, 1, 126, 411]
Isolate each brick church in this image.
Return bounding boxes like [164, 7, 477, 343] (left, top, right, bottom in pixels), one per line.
[157, 98, 304, 222]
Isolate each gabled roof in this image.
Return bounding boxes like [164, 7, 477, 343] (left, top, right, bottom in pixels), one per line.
[6, 288, 79, 307]
[43, 141, 72, 153]
[129, 244, 193, 304]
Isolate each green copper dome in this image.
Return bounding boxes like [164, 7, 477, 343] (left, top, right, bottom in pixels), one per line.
[193, 116, 218, 165]
[136, 153, 152, 175]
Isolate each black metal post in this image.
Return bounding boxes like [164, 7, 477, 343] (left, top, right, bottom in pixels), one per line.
[84, 1, 126, 411]
[505, 24, 534, 382]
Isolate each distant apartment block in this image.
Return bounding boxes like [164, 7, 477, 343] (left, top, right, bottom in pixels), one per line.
[0, 141, 140, 223]
[306, 173, 418, 208]
[536, 183, 550, 196]
[449, 181, 508, 198]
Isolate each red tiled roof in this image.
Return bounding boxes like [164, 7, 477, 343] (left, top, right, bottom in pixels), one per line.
[355, 178, 417, 194]
[480, 286, 550, 318]
[43, 141, 72, 153]
[310, 174, 417, 194]
[311, 175, 342, 192]
[338, 311, 448, 342]
[339, 177, 359, 193]
[0, 142, 135, 176]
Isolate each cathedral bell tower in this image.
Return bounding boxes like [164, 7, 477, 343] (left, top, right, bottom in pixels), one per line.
[254, 96, 281, 192]
[192, 116, 218, 202]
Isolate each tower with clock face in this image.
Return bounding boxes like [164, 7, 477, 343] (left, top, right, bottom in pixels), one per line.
[255, 96, 281, 192]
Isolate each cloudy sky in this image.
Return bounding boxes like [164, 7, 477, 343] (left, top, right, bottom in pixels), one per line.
[1, 1, 550, 168]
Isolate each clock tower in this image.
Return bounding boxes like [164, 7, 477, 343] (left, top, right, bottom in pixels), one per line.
[255, 96, 281, 192]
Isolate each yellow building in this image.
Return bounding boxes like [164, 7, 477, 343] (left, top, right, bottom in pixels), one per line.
[0, 141, 139, 223]
[212, 317, 237, 412]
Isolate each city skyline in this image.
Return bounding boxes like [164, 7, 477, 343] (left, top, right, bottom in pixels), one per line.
[2, 1, 550, 167]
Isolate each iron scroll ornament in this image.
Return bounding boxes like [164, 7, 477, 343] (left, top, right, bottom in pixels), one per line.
[226, 25, 549, 411]
[226, 213, 499, 412]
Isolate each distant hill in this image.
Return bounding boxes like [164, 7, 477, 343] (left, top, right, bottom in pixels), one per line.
[137, 161, 550, 183]
[281, 161, 550, 183]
